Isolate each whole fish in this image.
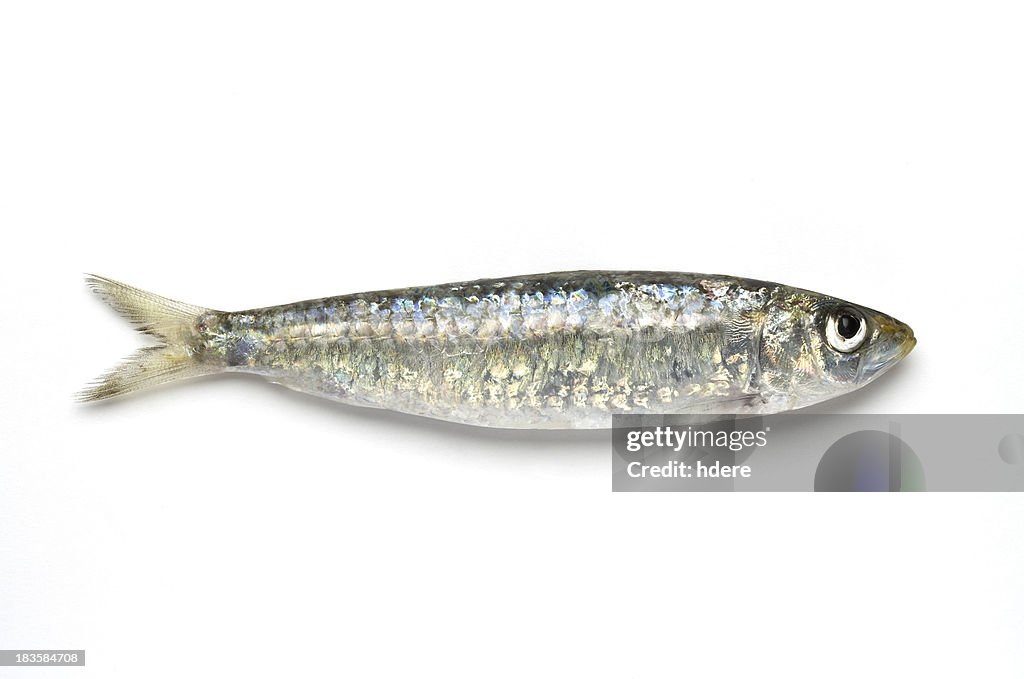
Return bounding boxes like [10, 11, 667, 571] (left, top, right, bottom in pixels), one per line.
[79, 272, 915, 428]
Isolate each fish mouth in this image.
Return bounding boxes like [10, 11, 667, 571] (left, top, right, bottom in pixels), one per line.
[900, 334, 917, 359]
[858, 325, 916, 383]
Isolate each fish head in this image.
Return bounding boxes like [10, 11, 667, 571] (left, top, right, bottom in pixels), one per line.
[755, 289, 915, 409]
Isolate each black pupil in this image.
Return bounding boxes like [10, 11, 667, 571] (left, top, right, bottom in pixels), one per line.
[837, 314, 860, 340]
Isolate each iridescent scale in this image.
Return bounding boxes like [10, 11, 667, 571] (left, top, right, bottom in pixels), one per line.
[208, 272, 775, 428]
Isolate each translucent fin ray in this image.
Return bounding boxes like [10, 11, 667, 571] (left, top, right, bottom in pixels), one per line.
[75, 346, 203, 402]
[78, 275, 218, 402]
[84, 274, 206, 343]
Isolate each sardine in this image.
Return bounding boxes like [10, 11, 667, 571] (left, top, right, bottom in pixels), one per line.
[79, 272, 915, 428]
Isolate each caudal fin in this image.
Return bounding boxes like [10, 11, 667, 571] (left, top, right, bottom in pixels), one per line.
[76, 275, 216, 402]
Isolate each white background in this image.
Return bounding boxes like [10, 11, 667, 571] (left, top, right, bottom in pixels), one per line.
[2, 1, 1023, 677]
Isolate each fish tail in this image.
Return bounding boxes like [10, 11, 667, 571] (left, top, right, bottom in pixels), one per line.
[76, 275, 218, 402]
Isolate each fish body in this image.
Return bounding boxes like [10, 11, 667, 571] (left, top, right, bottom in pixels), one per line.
[80, 272, 915, 428]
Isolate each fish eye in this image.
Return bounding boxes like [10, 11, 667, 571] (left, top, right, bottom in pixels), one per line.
[826, 308, 867, 353]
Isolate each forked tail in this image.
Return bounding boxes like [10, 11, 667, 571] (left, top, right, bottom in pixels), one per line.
[77, 275, 218, 402]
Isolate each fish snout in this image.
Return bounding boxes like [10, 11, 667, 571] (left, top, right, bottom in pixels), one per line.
[858, 319, 915, 383]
